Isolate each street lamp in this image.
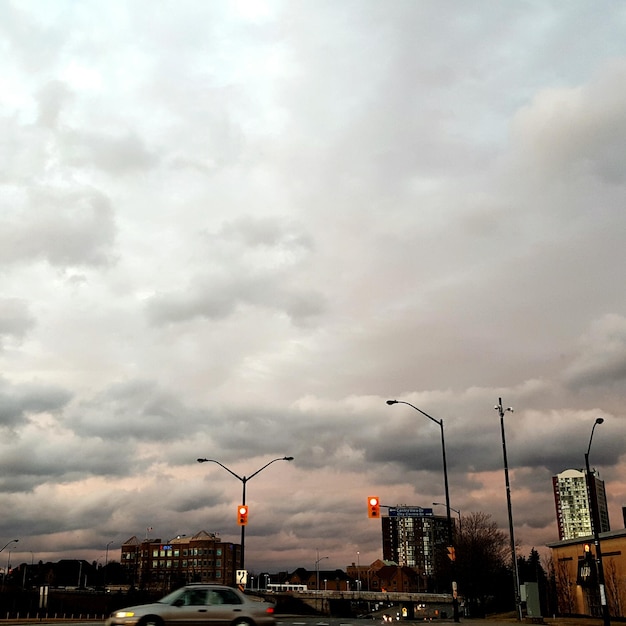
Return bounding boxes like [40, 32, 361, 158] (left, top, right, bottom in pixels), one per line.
[433, 502, 461, 532]
[585, 417, 610, 626]
[386, 400, 458, 622]
[315, 550, 329, 592]
[0, 539, 18, 590]
[197, 456, 294, 571]
[495, 398, 522, 621]
[0, 540, 18, 554]
[105, 540, 114, 587]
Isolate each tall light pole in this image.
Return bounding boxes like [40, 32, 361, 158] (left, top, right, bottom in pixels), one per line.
[104, 540, 114, 587]
[585, 417, 610, 626]
[495, 398, 522, 621]
[0, 540, 18, 591]
[315, 550, 329, 592]
[386, 400, 458, 622]
[197, 456, 294, 571]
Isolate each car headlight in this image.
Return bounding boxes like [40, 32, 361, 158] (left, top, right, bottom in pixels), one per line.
[114, 611, 136, 618]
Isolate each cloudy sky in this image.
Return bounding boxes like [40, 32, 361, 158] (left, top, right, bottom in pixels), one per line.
[1, 0, 626, 576]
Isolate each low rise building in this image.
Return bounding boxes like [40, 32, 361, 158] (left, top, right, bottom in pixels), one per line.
[121, 530, 240, 589]
[547, 528, 626, 618]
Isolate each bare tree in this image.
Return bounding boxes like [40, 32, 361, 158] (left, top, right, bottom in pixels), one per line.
[455, 512, 510, 616]
[554, 558, 576, 615]
[603, 558, 624, 618]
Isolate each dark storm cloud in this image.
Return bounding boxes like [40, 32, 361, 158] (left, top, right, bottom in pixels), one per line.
[562, 314, 626, 388]
[66, 379, 208, 442]
[0, 378, 70, 430]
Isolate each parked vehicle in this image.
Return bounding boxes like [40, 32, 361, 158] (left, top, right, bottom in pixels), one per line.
[105, 584, 276, 626]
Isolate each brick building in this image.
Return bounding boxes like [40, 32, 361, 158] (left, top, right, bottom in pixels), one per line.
[121, 530, 240, 589]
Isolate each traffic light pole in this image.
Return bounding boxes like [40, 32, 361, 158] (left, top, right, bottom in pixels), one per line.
[197, 457, 294, 572]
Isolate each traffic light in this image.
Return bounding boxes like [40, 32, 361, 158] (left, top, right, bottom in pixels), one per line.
[447, 546, 456, 561]
[367, 496, 380, 518]
[237, 505, 248, 526]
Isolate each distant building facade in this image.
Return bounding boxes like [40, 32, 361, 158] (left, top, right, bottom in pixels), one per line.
[121, 530, 240, 589]
[553, 469, 610, 540]
[381, 506, 449, 592]
[286, 567, 352, 591]
[548, 529, 626, 618]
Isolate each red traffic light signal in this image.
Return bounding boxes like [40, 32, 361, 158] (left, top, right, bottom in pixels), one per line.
[237, 505, 248, 526]
[367, 496, 380, 518]
[447, 546, 456, 561]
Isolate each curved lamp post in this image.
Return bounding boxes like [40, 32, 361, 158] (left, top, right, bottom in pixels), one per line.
[197, 456, 294, 571]
[0, 540, 17, 591]
[585, 417, 610, 626]
[386, 400, 458, 622]
[104, 540, 114, 587]
[315, 550, 329, 592]
[433, 502, 461, 533]
[0, 539, 18, 554]
[495, 398, 522, 621]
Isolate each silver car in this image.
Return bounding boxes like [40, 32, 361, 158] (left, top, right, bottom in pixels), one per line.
[105, 584, 276, 626]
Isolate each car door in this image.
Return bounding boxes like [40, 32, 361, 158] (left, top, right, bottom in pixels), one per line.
[203, 588, 246, 626]
[168, 587, 211, 626]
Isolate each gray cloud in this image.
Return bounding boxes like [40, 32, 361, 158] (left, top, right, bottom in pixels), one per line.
[0, 186, 117, 268]
[0, 378, 70, 431]
[562, 315, 626, 388]
[0, 298, 35, 346]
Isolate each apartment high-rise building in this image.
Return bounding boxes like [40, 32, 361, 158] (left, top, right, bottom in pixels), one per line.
[381, 506, 450, 592]
[553, 468, 610, 540]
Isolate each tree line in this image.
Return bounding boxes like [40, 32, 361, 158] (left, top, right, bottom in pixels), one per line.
[449, 511, 555, 618]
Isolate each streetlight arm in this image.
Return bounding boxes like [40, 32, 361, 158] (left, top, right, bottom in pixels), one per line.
[386, 400, 442, 426]
[0, 540, 18, 554]
[247, 456, 294, 481]
[197, 459, 244, 482]
[433, 502, 461, 517]
[587, 418, 604, 458]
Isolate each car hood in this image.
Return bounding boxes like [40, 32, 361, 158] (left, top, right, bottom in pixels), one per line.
[115, 602, 169, 615]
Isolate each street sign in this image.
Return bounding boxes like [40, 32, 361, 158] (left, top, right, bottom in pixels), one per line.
[388, 506, 434, 517]
[236, 570, 248, 585]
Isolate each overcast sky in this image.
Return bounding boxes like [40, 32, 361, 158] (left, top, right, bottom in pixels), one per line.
[1, 0, 626, 576]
